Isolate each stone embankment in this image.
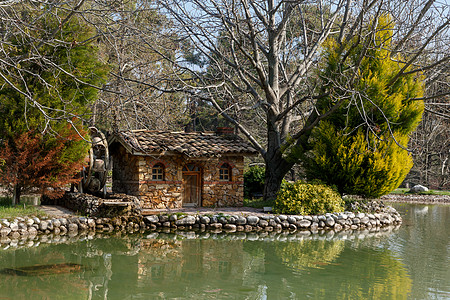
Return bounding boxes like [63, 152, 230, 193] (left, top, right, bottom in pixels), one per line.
[144, 202, 401, 233]
[1, 225, 401, 250]
[1, 216, 145, 244]
[381, 193, 450, 204]
[0, 201, 401, 246]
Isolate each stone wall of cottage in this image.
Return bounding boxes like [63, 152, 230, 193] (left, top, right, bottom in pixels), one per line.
[137, 156, 183, 209]
[110, 144, 246, 208]
[202, 156, 245, 207]
[111, 145, 139, 196]
[137, 156, 245, 209]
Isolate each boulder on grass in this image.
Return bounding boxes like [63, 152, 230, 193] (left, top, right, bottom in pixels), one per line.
[409, 185, 429, 193]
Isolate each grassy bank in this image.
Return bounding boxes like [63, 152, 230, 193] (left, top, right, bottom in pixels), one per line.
[0, 197, 47, 219]
[243, 197, 273, 209]
[390, 188, 450, 196]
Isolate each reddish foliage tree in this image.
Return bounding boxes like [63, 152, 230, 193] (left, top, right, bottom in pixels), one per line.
[0, 127, 87, 205]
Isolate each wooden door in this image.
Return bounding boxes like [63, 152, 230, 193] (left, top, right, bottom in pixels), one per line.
[182, 164, 201, 207]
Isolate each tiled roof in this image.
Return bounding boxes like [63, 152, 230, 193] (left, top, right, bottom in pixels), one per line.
[110, 130, 258, 157]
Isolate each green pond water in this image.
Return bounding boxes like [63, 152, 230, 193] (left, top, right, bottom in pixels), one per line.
[0, 202, 448, 299]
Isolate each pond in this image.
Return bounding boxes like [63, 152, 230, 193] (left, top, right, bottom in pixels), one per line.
[0, 202, 448, 299]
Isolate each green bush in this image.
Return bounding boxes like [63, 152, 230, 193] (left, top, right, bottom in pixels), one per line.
[244, 165, 265, 198]
[0, 196, 11, 207]
[274, 180, 344, 215]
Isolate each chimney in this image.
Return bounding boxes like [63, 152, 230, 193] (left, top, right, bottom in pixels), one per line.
[215, 127, 235, 136]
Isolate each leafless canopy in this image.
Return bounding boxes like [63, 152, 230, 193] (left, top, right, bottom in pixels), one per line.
[152, 0, 449, 197]
[154, 0, 448, 147]
[1, 0, 448, 197]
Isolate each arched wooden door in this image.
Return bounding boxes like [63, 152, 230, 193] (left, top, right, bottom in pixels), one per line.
[182, 164, 201, 207]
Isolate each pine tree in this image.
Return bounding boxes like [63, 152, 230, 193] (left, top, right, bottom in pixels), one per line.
[0, 8, 108, 138]
[0, 5, 107, 204]
[303, 16, 425, 198]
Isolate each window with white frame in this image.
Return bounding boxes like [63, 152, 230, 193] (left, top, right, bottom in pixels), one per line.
[219, 163, 232, 181]
[152, 163, 164, 181]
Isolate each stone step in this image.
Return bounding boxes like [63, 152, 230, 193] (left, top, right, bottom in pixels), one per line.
[101, 201, 133, 207]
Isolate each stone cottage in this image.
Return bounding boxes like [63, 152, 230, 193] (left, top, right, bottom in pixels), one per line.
[108, 130, 258, 209]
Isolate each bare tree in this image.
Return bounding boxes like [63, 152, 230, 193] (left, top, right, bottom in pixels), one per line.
[409, 110, 449, 189]
[1, 0, 448, 199]
[403, 9, 450, 190]
[408, 78, 449, 189]
[84, 0, 188, 131]
[151, 0, 449, 199]
[0, 0, 188, 135]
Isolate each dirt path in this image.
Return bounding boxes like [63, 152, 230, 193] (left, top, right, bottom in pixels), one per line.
[38, 205, 77, 217]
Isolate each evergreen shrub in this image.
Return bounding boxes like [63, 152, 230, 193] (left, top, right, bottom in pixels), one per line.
[274, 180, 344, 215]
[305, 122, 414, 198]
[303, 16, 424, 198]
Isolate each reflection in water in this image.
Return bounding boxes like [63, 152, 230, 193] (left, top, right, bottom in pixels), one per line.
[0, 203, 447, 299]
[388, 203, 450, 300]
[0, 230, 411, 300]
[275, 239, 345, 270]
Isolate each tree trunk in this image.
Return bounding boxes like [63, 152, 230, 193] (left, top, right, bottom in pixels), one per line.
[12, 184, 21, 206]
[263, 166, 285, 202]
[263, 148, 293, 202]
[263, 104, 295, 201]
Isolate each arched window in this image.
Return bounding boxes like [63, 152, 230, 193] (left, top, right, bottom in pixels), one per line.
[152, 163, 164, 181]
[219, 163, 232, 181]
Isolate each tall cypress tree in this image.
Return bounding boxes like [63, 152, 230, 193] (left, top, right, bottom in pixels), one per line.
[303, 16, 424, 198]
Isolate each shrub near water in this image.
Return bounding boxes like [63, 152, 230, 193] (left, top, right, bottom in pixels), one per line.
[274, 181, 344, 215]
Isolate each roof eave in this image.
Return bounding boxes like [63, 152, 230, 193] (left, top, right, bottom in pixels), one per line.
[108, 135, 135, 155]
